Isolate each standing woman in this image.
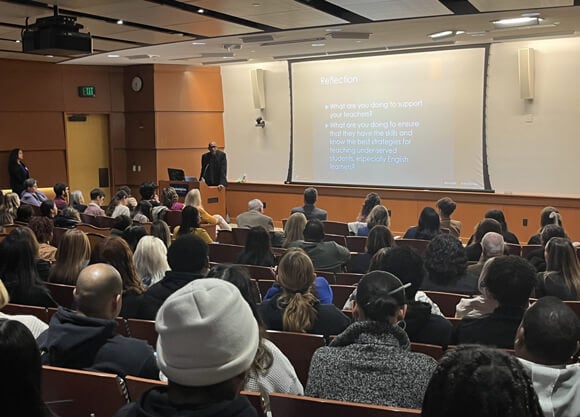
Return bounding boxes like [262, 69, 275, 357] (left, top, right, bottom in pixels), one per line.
[8, 148, 29, 196]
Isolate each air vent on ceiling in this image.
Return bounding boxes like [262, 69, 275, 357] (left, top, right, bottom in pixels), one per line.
[387, 41, 455, 50]
[126, 54, 159, 60]
[200, 52, 235, 57]
[202, 58, 248, 65]
[261, 37, 325, 46]
[328, 32, 371, 40]
[240, 35, 274, 43]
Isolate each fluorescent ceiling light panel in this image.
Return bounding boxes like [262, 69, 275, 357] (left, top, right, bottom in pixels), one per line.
[492, 16, 542, 28]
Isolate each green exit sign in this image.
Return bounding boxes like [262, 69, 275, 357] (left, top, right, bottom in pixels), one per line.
[78, 86, 96, 97]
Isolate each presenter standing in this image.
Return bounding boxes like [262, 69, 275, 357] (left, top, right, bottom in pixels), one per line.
[200, 141, 227, 190]
[8, 148, 30, 196]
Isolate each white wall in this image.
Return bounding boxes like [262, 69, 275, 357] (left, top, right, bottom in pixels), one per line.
[222, 38, 580, 195]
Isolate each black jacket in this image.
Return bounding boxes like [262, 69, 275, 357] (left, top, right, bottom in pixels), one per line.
[404, 301, 452, 348]
[200, 150, 227, 187]
[8, 160, 29, 196]
[290, 204, 327, 221]
[38, 307, 158, 379]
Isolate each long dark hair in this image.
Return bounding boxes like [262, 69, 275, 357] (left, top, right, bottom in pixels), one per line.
[177, 206, 201, 236]
[0, 319, 54, 417]
[8, 148, 21, 166]
[237, 226, 275, 266]
[416, 207, 441, 240]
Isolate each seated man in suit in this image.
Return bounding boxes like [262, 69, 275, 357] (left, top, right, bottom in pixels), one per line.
[236, 199, 274, 232]
[20, 178, 48, 207]
[37, 263, 158, 379]
[291, 187, 328, 221]
[453, 256, 536, 349]
[516, 296, 580, 417]
[288, 219, 350, 273]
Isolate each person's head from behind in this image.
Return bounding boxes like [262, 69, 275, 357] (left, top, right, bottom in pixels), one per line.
[113, 215, 132, 232]
[178, 206, 201, 235]
[540, 206, 562, 229]
[366, 225, 395, 255]
[184, 188, 202, 207]
[544, 236, 580, 296]
[151, 220, 171, 248]
[168, 234, 208, 274]
[276, 248, 317, 332]
[424, 234, 468, 284]
[53, 182, 67, 198]
[28, 216, 53, 244]
[485, 209, 509, 232]
[479, 256, 536, 308]
[135, 200, 152, 220]
[53, 229, 91, 285]
[16, 204, 33, 223]
[74, 263, 123, 320]
[89, 188, 105, 203]
[155, 279, 259, 397]
[0, 208, 14, 227]
[516, 296, 580, 365]
[207, 264, 261, 316]
[90, 236, 144, 294]
[139, 181, 157, 201]
[367, 204, 390, 229]
[70, 190, 85, 206]
[133, 236, 170, 288]
[376, 245, 426, 300]
[40, 200, 57, 218]
[360, 192, 381, 219]
[122, 225, 148, 253]
[0, 318, 50, 417]
[5, 192, 20, 211]
[244, 225, 271, 254]
[473, 218, 502, 244]
[0, 227, 40, 287]
[354, 271, 408, 325]
[161, 187, 179, 208]
[303, 187, 318, 205]
[418, 207, 440, 233]
[24, 178, 37, 192]
[247, 199, 264, 213]
[303, 219, 324, 243]
[436, 197, 457, 218]
[480, 231, 504, 260]
[284, 212, 307, 245]
[540, 224, 566, 247]
[61, 206, 81, 222]
[422, 345, 543, 417]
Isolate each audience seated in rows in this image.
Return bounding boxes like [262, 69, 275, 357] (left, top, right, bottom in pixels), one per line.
[236, 198, 275, 232]
[422, 345, 543, 417]
[54, 206, 81, 228]
[115, 279, 259, 417]
[207, 264, 303, 410]
[288, 219, 350, 273]
[436, 197, 461, 238]
[527, 224, 567, 272]
[467, 231, 505, 278]
[29, 216, 57, 263]
[259, 248, 350, 339]
[140, 234, 209, 320]
[150, 219, 171, 248]
[403, 207, 441, 241]
[20, 178, 48, 207]
[48, 229, 91, 285]
[485, 209, 520, 244]
[0, 319, 55, 417]
[110, 215, 132, 237]
[348, 191, 381, 235]
[132, 200, 152, 224]
[0, 280, 48, 338]
[236, 225, 276, 267]
[516, 296, 580, 417]
[90, 236, 147, 319]
[263, 271, 333, 305]
[38, 263, 158, 379]
[306, 271, 437, 409]
[53, 182, 68, 212]
[4, 192, 20, 219]
[290, 187, 327, 221]
[536, 237, 580, 300]
[106, 190, 131, 218]
[528, 206, 563, 244]
[139, 181, 160, 208]
[453, 256, 536, 349]
[282, 212, 307, 248]
[122, 225, 148, 252]
[421, 234, 478, 295]
[161, 186, 184, 211]
[15, 204, 33, 223]
[0, 227, 56, 307]
[356, 204, 390, 237]
[464, 218, 502, 262]
[350, 224, 395, 274]
[184, 188, 231, 231]
[69, 189, 87, 213]
[84, 188, 106, 217]
[133, 236, 170, 288]
[0, 207, 14, 232]
[40, 199, 57, 219]
[174, 206, 213, 244]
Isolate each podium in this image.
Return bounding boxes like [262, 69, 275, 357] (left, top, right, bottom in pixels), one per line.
[158, 180, 226, 218]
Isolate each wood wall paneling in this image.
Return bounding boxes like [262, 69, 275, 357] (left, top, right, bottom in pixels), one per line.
[125, 150, 157, 186]
[125, 112, 156, 149]
[123, 66, 155, 112]
[108, 68, 125, 112]
[156, 149, 203, 182]
[62, 66, 116, 113]
[0, 112, 65, 150]
[155, 112, 224, 148]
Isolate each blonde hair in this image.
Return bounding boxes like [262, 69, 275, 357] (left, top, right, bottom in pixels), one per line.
[367, 204, 390, 229]
[283, 212, 307, 248]
[49, 229, 91, 285]
[276, 248, 317, 332]
[133, 236, 170, 287]
[0, 280, 9, 308]
[4, 193, 20, 218]
[184, 188, 202, 208]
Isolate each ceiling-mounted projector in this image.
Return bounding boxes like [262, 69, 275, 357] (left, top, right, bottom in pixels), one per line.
[22, 6, 92, 56]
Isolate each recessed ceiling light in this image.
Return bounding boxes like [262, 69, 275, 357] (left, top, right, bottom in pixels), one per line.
[429, 30, 454, 39]
[492, 16, 542, 28]
[192, 42, 206, 45]
[197, 8, 205, 13]
[107, 54, 120, 58]
[251, 2, 261, 6]
[45, 55, 54, 58]
[312, 43, 325, 47]
[325, 28, 342, 32]
[15, 39, 20, 43]
[116, 19, 123, 25]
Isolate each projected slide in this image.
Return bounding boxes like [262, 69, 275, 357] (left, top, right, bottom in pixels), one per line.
[290, 47, 487, 190]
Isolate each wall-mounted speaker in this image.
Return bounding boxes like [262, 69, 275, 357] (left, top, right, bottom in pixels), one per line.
[251, 68, 266, 110]
[518, 48, 535, 100]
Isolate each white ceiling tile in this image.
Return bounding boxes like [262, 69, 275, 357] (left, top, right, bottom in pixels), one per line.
[328, 0, 451, 20]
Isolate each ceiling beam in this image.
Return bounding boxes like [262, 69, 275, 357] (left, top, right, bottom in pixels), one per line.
[293, 0, 372, 24]
[440, 0, 480, 15]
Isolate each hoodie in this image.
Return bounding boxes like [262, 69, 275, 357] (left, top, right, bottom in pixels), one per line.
[115, 387, 257, 417]
[38, 307, 158, 379]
